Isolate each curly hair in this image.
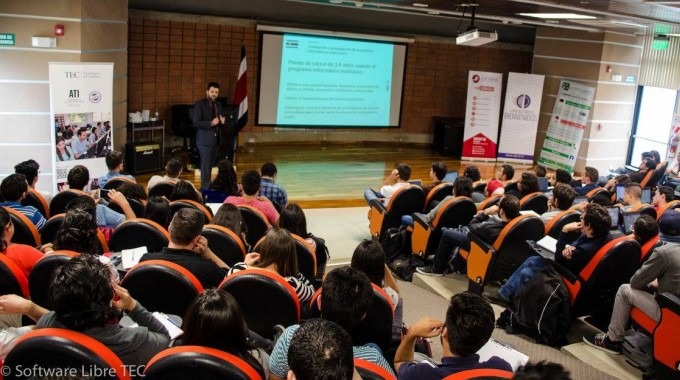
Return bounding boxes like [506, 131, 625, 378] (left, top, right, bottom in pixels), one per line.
[54, 210, 101, 255]
[210, 159, 239, 196]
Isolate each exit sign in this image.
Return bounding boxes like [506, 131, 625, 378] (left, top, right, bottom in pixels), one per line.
[0, 34, 15, 46]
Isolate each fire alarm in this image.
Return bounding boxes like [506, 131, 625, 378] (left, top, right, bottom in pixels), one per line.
[55, 24, 65, 36]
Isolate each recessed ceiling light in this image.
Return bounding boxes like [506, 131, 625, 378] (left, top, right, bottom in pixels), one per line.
[518, 13, 596, 20]
[610, 20, 648, 28]
[413, 2, 428, 7]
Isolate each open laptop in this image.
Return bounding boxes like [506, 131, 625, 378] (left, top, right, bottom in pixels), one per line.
[408, 179, 423, 187]
[443, 171, 458, 183]
[641, 187, 652, 204]
[527, 235, 557, 260]
[621, 210, 642, 235]
[537, 177, 549, 192]
[607, 206, 621, 230]
[616, 184, 626, 203]
[572, 195, 588, 206]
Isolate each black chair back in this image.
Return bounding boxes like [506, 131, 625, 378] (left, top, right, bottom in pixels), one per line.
[109, 218, 170, 253]
[201, 224, 247, 267]
[238, 205, 271, 246]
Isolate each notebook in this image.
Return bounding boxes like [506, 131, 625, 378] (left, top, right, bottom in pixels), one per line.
[527, 235, 557, 260]
[477, 339, 529, 371]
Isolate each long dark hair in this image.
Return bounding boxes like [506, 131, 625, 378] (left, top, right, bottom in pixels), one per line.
[212, 203, 245, 237]
[144, 196, 171, 230]
[350, 240, 385, 287]
[278, 203, 308, 237]
[210, 160, 239, 196]
[54, 210, 101, 255]
[170, 180, 201, 203]
[56, 137, 72, 161]
[256, 227, 298, 277]
[0, 208, 11, 252]
[182, 289, 264, 376]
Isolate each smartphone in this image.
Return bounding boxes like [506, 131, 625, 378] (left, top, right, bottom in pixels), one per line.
[100, 188, 111, 200]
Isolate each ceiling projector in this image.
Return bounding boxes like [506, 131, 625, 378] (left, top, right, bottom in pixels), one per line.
[456, 29, 498, 46]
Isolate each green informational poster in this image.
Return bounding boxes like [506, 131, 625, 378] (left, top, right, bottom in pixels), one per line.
[0, 33, 15, 46]
[538, 80, 596, 172]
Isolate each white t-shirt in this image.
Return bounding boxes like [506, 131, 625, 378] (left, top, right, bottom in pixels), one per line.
[380, 182, 410, 204]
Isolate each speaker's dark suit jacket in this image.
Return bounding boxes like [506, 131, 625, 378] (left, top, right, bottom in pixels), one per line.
[192, 98, 225, 147]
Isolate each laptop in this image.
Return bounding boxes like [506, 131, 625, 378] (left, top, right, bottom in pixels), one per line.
[641, 187, 652, 204]
[537, 177, 549, 192]
[527, 235, 557, 260]
[572, 195, 588, 206]
[607, 206, 621, 229]
[621, 211, 642, 235]
[408, 179, 423, 187]
[616, 184, 626, 203]
[443, 171, 458, 183]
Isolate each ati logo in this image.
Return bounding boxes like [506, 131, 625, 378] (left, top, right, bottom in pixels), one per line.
[515, 94, 531, 109]
[68, 90, 80, 98]
[89, 91, 102, 103]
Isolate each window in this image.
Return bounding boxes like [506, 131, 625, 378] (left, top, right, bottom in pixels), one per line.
[628, 86, 679, 165]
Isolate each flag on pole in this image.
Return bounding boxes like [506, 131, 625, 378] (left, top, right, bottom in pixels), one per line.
[234, 45, 248, 132]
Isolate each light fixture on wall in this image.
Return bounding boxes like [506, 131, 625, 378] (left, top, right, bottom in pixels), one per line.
[31, 37, 56, 48]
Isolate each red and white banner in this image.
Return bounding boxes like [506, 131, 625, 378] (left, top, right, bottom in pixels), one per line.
[462, 71, 503, 161]
[497, 73, 545, 164]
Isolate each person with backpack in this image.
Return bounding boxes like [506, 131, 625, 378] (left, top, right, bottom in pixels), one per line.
[485, 203, 612, 306]
[583, 210, 680, 354]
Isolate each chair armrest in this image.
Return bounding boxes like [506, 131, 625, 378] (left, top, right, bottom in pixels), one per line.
[466, 232, 496, 292]
[411, 213, 432, 257]
[412, 213, 429, 229]
[369, 198, 387, 214]
[553, 261, 578, 284]
[657, 292, 680, 312]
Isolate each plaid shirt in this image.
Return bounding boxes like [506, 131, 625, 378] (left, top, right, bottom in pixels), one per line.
[260, 178, 287, 207]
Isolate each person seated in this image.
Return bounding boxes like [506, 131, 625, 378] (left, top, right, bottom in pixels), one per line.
[534, 165, 547, 179]
[227, 228, 314, 303]
[628, 158, 656, 184]
[0, 207, 43, 282]
[407, 177, 473, 226]
[182, 289, 269, 377]
[14, 159, 51, 203]
[513, 361, 572, 380]
[465, 166, 488, 203]
[169, 179, 202, 203]
[66, 165, 135, 228]
[288, 318, 359, 380]
[143, 196, 171, 230]
[394, 292, 511, 379]
[140, 208, 229, 288]
[542, 184, 577, 223]
[583, 211, 680, 354]
[422, 161, 447, 195]
[664, 153, 680, 185]
[497, 164, 515, 184]
[485, 203, 612, 306]
[615, 182, 642, 211]
[573, 166, 600, 196]
[629, 215, 659, 246]
[0, 174, 46, 231]
[260, 162, 288, 208]
[268, 267, 395, 380]
[364, 163, 412, 205]
[117, 182, 148, 206]
[278, 204, 328, 279]
[212, 203, 249, 251]
[416, 195, 521, 276]
[511, 171, 541, 199]
[209, 159, 241, 197]
[484, 178, 505, 198]
[0, 295, 42, 358]
[548, 169, 572, 187]
[42, 209, 102, 256]
[652, 185, 675, 211]
[98, 150, 135, 188]
[147, 158, 184, 191]
[350, 240, 400, 309]
[225, 170, 279, 225]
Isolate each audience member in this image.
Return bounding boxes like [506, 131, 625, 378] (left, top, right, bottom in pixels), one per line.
[140, 208, 229, 288]
[416, 195, 521, 276]
[169, 179, 202, 203]
[517, 172, 541, 198]
[485, 179, 505, 198]
[630, 215, 659, 246]
[268, 267, 394, 380]
[394, 292, 511, 378]
[225, 170, 279, 225]
[209, 159, 240, 196]
[412, 177, 473, 226]
[0, 174, 46, 231]
[583, 210, 680, 354]
[589, 192, 613, 207]
[147, 158, 184, 190]
[486, 203, 612, 306]
[549, 169, 572, 187]
[288, 319, 356, 380]
[227, 228, 314, 303]
[260, 162, 288, 208]
[542, 184, 577, 223]
[212, 203, 249, 250]
[52, 209, 101, 255]
[98, 150, 135, 188]
[497, 164, 515, 183]
[513, 361, 572, 380]
[182, 289, 268, 377]
[574, 166, 599, 196]
[364, 163, 411, 205]
[351, 240, 400, 308]
[629, 158, 656, 184]
[534, 165, 547, 178]
[617, 182, 642, 210]
[143, 196, 171, 230]
[665, 153, 680, 185]
[652, 185, 675, 210]
[117, 182, 148, 205]
[604, 174, 631, 194]
[14, 159, 50, 202]
[423, 161, 447, 195]
[0, 207, 43, 280]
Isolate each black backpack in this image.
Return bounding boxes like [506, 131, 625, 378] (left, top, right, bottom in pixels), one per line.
[496, 264, 571, 346]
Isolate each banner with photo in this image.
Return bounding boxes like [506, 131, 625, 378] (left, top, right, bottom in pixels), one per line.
[497, 73, 545, 164]
[49, 63, 113, 193]
[462, 71, 503, 161]
[538, 80, 596, 172]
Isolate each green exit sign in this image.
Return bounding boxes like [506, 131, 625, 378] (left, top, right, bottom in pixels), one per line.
[0, 33, 15, 46]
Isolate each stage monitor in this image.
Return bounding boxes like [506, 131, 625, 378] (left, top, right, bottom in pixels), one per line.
[258, 31, 407, 128]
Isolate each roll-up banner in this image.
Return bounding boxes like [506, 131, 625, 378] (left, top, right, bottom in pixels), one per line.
[462, 71, 503, 161]
[538, 80, 596, 172]
[497, 73, 545, 164]
[49, 63, 114, 193]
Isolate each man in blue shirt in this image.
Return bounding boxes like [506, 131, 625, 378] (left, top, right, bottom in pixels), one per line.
[394, 292, 511, 379]
[98, 150, 135, 189]
[70, 127, 90, 159]
[573, 166, 600, 196]
[0, 174, 46, 231]
[260, 162, 287, 209]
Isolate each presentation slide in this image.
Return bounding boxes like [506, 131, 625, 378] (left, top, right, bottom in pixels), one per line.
[259, 32, 406, 127]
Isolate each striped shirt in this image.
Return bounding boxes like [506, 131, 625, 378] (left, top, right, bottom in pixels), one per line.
[227, 263, 315, 303]
[269, 324, 395, 378]
[0, 202, 46, 231]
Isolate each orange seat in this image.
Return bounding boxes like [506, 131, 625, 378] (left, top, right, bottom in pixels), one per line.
[169, 199, 213, 223]
[144, 346, 263, 380]
[656, 200, 680, 221]
[354, 358, 396, 380]
[544, 209, 581, 239]
[109, 218, 170, 253]
[201, 224, 247, 267]
[49, 189, 89, 215]
[586, 187, 609, 199]
[6, 328, 131, 380]
[22, 188, 50, 218]
[411, 196, 477, 258]
[519, 192, 549, 215]
[2, 206, 40, 247]
[0, 254, 29, 298]
[466, 214, 545, 294]
[28, 250, 79, 309]
[639, 235, 661, 263]
[368, 185, 425, 240]
[148, 181, 176, 198]
[237, 205, 272, 246]
[477, 194, 501, 211]
[102, 176, 136, 190]
[423, 182, 453, 212]
[442, 368, 514, 379]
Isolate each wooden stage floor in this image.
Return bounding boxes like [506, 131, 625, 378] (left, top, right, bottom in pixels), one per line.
[136, 143, 533, 209]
